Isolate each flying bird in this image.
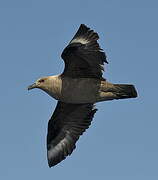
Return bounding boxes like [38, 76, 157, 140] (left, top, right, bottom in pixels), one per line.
[28, 24, 137, 167]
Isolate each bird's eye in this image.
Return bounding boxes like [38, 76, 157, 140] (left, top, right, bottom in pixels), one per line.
[39, 79, 45, 83]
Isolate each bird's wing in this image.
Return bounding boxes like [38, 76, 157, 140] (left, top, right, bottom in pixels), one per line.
[61, 24, 108, 79]
[47, 101, 97, 167]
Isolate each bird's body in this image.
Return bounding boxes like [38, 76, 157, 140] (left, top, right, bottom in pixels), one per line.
[28, 24, 138, 167]
[40, 75, 136, 104]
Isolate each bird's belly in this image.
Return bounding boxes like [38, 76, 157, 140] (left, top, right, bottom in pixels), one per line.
[59, 78, 100, 104]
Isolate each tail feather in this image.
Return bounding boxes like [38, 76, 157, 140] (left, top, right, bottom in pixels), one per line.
[113, 84, 137, 99]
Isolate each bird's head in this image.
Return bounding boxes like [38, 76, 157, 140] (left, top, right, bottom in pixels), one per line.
[28, 77, 49, 91]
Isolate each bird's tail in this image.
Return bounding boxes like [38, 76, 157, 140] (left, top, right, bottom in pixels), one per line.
[113, 84, 137, 99]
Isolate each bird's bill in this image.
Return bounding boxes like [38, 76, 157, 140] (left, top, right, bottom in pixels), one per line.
[28, 83, 37, 90]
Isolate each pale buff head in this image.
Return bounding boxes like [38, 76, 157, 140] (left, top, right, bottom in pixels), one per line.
[28, 77, 51, 91]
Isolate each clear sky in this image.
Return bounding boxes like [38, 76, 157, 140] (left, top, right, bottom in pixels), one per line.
[0, 0, 158, 179]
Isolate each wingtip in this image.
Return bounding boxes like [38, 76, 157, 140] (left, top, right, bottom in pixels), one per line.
[71, 24, 97, 43]
[48, 163, 53, 168]
[47, 158, 59, 168]
[80, 24, 86, 26]
[80, 24, 89, 28]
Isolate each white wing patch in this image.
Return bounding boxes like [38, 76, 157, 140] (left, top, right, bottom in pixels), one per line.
[70, 38, 89, 45]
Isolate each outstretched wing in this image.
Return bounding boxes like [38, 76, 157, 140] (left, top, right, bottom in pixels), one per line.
[61, 24, 108, 79]
[47, 101, 97, 167]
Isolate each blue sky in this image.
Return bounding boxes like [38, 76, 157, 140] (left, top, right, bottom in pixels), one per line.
[0, 0, 158, 179]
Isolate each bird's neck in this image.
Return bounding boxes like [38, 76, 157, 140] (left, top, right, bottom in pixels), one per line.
[42, 75, 62, 100]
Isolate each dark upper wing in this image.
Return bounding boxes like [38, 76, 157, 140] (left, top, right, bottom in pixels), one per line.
[47, 101, 97, 167]
[61, 24, 108, 79]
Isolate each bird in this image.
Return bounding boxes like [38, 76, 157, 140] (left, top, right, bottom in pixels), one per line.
[28, 24, 137, 167]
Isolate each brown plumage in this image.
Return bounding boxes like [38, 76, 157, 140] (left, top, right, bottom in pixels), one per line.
[28, 24, 138, 167]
